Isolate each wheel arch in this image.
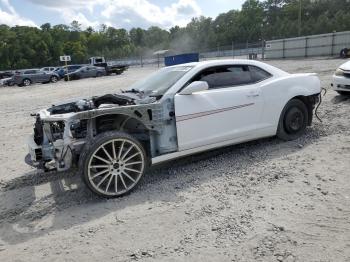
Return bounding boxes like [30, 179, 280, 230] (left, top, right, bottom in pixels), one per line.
[93, 113, 152, 157]
[288, 94, 318, 126]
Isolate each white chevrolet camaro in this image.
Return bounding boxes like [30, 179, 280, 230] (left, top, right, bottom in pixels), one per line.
[332, 60, 350, 95]
[27, 60, 321, 197]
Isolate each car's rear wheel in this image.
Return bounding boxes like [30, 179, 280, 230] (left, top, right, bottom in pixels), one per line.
[277, 99, 309, 141]
[79, 131, 147, 198]
[50, 76, 58, 83]
[96, 72, 103, 77]
[22, 78, 31, 86]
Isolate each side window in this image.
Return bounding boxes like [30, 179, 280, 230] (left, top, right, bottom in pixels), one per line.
[194, 65, 253, 89]
[248, 66, 272, 82]
[24, 70, 36, 74]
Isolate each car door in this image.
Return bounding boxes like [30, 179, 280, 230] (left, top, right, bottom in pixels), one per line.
[26, 70, 38, 83]
[31, 70, 44, 82]
[88, 67, 97, 77]
[41, 70, 51, 82]
[174, 65, 264, 151]
[83, 67, 93, 77]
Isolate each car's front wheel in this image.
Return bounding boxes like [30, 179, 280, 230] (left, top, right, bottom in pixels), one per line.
[79, 131, 147, 198]
[277, 99, 309, 141]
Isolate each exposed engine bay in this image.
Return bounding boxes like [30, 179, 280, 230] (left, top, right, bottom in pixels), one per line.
[48, 94, 137, 115]
[28, 92, 177, 171]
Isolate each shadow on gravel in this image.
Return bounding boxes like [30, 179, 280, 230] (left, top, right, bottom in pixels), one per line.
[331, 94, 350, 104]
[0, 127, 326, 245]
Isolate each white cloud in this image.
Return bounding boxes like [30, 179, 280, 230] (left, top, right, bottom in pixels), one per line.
[0, 0, 36, 26]
[60, 9, 100, 28]
[26, 0, 202, 29]
[102, 0, 201, 29]
[27, 0, 99, 9]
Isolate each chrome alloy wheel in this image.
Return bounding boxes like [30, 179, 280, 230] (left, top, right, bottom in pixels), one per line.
[23, 79, 31, 86]
[87, 138, 145, 196]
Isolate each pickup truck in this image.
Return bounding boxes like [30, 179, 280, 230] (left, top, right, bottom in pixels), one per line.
[88, 57, 128, 75]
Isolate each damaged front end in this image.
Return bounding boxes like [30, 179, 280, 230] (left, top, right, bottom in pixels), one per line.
[26, 92, 177, 171]
[28, 112, 89, 171]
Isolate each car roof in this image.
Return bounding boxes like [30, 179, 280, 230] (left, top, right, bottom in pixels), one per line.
[168, 59, 288, 76]
[18, 68, 39, 72]
[169, 59, 267, 67]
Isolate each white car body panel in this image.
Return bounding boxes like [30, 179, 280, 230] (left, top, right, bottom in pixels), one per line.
[332, 60, 350, 92]
[151, 129, 272, 165]
[174, 83, 264, 151]
[163, 61, 320, 159]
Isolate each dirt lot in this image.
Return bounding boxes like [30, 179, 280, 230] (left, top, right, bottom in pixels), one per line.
[0, 58, 349, 262]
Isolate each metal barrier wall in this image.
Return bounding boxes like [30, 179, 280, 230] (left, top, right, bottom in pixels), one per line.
[265, 31, 350, 59]
[109, 42, 264, 67]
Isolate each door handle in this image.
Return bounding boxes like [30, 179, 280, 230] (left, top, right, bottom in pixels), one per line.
[247, 93, 259, 98]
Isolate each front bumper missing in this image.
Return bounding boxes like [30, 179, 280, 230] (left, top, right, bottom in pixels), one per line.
[26, 133, 86, 171]
[27, 135, 42, 166]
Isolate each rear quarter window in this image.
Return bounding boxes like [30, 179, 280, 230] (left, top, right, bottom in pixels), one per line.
[248, 66, 272, 82]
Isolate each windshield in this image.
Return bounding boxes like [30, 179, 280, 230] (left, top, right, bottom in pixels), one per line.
[127, 66, 193, 96]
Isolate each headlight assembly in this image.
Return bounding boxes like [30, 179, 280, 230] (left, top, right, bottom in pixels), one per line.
[335, 68, 345, 76]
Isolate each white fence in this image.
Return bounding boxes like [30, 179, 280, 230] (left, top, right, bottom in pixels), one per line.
[265, 31, 350, 59]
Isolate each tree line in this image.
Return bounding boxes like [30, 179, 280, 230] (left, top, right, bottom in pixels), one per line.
[0, 0, 350, 70]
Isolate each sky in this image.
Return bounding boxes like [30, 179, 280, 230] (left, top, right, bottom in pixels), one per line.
[0, 0, 246, 29]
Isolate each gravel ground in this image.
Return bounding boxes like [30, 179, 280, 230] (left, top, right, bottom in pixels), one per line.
[0, 58, 349, 262]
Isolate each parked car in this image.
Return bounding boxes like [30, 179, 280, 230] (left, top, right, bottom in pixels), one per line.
[64, 65, 106, 80]
[53, 67, 65, 78]
[331, 60, 350, 95]
[340, 48, 350, 58]
[26, 60, 321, 198]
[53, 65, 84, 78]
[0, 77, 14, 86]
[13, 69, 60, 86]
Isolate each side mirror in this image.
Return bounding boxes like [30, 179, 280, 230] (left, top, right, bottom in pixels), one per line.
[179, 81, 209, 95]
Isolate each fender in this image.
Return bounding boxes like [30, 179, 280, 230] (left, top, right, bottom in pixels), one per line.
[260, 73, 321, 128]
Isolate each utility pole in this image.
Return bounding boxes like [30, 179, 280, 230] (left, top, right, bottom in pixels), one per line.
[298, 0, 302, 36]
[232, 41, 234, 59]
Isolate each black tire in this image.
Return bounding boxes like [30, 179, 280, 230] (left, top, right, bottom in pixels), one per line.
[96, 72, 103, 77]
[336, 91, 350, 96]
[340, 48, 349, 59]
[277, 99, 309, 141]
[79, 131, 148, 198]
[22, 78, 31, 86]
[50, 75, 59, 83]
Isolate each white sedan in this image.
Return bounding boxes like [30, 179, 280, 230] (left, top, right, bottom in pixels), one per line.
[27, 59, 321, 197]
[332, 60, 350, 95]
